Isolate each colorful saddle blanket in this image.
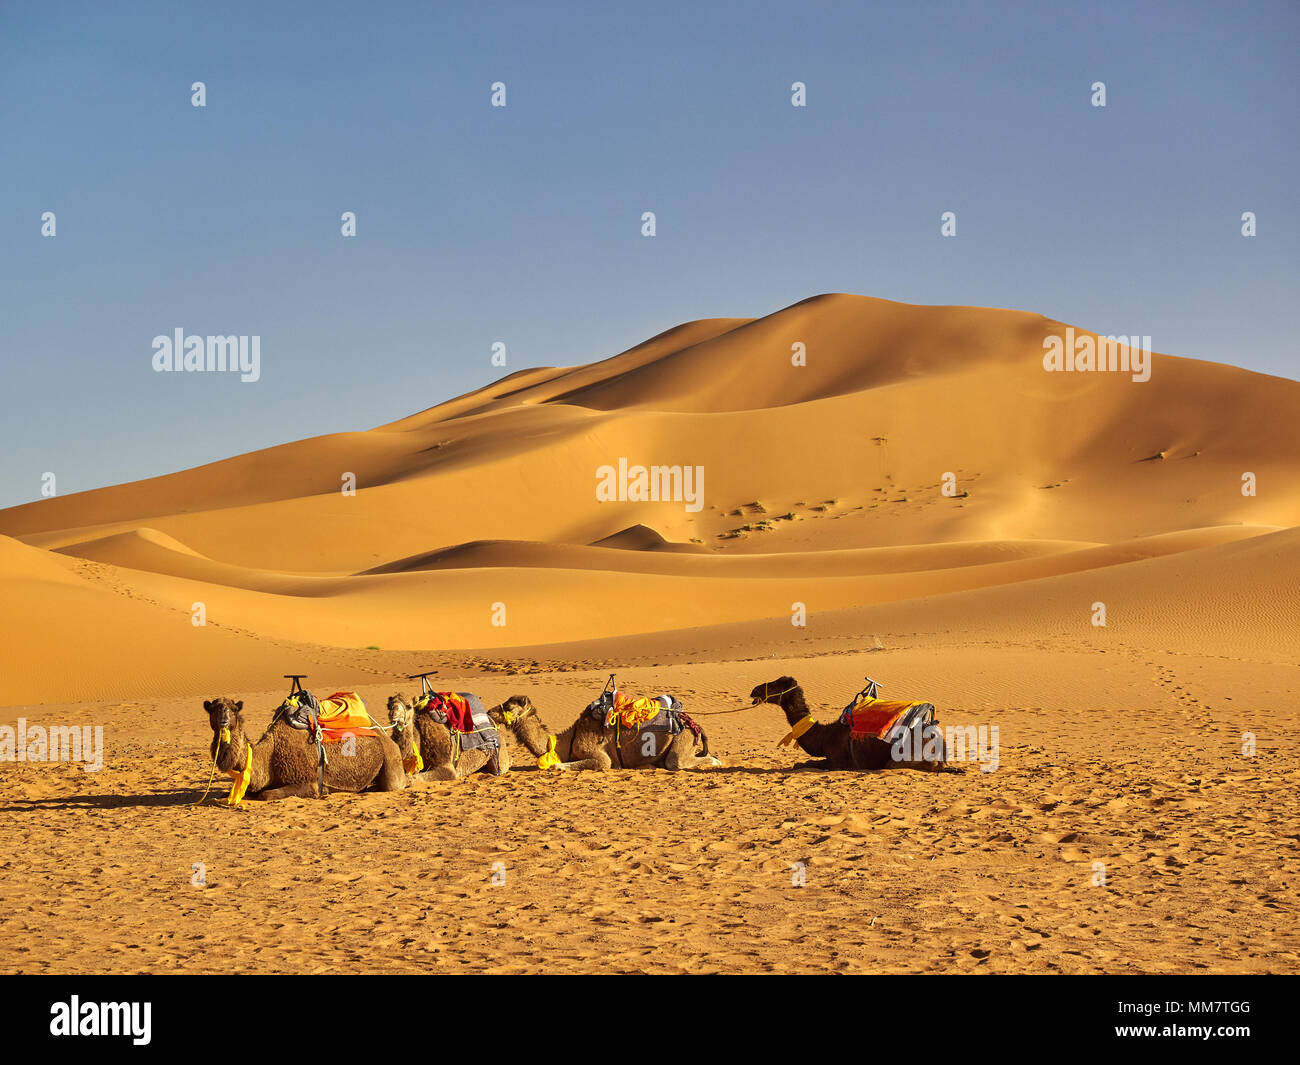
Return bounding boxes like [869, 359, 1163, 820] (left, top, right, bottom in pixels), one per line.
[415, 691, 500, 752]
[586, 692, 697, 737]
[285, 691, 380, 740]
[840, 695, 935, 743]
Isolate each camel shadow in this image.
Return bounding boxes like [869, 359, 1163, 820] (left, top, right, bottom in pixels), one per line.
[0, 788, 208, 812]
[687, 764, 814, 775]
[697, 761, 963, 775]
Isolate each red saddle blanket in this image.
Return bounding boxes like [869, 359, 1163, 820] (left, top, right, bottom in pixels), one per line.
[845, 699, 923, 739]
[420, 692, 479, 734]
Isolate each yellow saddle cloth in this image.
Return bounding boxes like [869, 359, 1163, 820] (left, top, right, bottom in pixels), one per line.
[605, 692, 667, 729]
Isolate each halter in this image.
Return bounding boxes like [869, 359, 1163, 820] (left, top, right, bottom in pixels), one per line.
[751, 680, 799, 705]
[501, 699, 537, 725]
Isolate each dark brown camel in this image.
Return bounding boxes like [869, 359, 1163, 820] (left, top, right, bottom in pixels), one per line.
[488, 695, 718, 771]
[203, 696, 407, 802]
[386, 693, 511, 780]
[749, 676, 949, 771]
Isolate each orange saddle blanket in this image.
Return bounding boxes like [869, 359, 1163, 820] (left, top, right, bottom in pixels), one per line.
[313, 692, 380, 739]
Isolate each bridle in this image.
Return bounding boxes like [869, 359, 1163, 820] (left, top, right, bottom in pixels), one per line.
[501, 698, 537, 725]
[751, 681, 799, 706]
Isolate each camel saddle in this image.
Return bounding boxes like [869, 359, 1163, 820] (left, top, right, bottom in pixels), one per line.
[281, 689, 380, 798]
[840, 693, 936, 744]
[284, 690, 380, 740]
[586, 691, 700, 738]
[415, 691, 501, 752]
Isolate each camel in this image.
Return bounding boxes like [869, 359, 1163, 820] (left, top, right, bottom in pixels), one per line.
[386, 693, 511, 780]
[202, 696, 407, 802]
[750, 676, 950, 771]
[488, 694, 719, 771]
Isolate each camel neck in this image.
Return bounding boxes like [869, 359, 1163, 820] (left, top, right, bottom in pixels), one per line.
[214, 728, 268, 791]
[779, 689, 829, 757]
[245, 731, 272, 792]
[514, 715, 552, 759]
[393, 721, 415, 759]
[558, 724, 577, 762]
[780, 689, 811, 725]
[515, 716, 577, 762]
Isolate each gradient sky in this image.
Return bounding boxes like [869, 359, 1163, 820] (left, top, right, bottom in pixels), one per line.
[1, 0, 1296, 508]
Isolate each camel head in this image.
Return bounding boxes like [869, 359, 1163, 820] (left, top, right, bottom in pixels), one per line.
[488, 695, 555, 763]
[204, 696, 247, 771]
[488, 694, 537, 731]
[750, 677, 799, 706]
[387, 694, 416, 756]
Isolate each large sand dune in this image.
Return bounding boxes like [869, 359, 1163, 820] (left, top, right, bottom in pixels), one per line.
[2, 293, 1296, 703]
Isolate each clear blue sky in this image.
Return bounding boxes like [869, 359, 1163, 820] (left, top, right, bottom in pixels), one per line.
[2, 0, 1296, 508]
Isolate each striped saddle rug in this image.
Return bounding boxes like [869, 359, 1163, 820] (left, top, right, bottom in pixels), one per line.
[416, 691, 501, 752]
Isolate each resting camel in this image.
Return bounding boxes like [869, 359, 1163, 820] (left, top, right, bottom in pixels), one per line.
[386, 693, 511, 780]
[202, 696, 407, 802]
[488, 694, 719, 771]
[750, 676, 949, 771]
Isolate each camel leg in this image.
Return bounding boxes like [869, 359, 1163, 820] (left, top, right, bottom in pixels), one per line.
[411, 763, 458, 781]
[455, 749, 490, 777]
[663, 732, 720, 771]
[374, 737, 409, 791]
[557, 744, 613, 771]
[543, 724, 612, 770]
[254, 782, 317, 800]
[488, 742, 511, 775]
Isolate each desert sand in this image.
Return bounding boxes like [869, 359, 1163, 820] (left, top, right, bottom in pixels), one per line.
[1, 294, 1297, 973]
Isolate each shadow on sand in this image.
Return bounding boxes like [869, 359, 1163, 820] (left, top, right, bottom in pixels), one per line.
[0, 788, 211, 812]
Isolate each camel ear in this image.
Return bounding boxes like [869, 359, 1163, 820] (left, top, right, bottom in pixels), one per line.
[234, 700, 244, 713]
[203, 699, 212, 712]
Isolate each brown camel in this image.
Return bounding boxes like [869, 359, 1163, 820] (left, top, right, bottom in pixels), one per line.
[386, 693, 511, 781]
[203, 696, 407, 802]
[488, 694, 718, 771]
[749, 676, 949, 771]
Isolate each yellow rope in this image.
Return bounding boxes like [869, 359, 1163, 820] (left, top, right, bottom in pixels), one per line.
[191, 740, 223, 806]
[685, 682, 801, 718]
[192, 727, 250, 808]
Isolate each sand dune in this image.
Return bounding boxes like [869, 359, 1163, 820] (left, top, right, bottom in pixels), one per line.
[1, 293, 1296, 702]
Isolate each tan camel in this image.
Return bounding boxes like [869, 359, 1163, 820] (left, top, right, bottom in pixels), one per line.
[750, 676, 950, 771]
[488, 694, 718, 771]
[202, 696, 407, 802]
[386, 693, 511, 780]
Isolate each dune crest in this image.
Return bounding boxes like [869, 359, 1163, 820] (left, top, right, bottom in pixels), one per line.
[1, 294, 1296, 703]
